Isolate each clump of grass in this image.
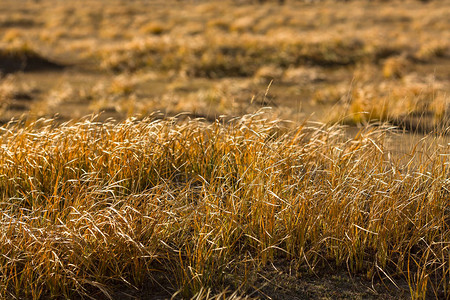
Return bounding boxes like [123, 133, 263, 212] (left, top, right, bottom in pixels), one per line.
[382, 55, 410, 79]
[140, 21, 167, 35]
[326, 77, 449, 133]
[253, 65, 283, 84]
[1, 29, 24, 43]
[415, 40, 449, 62]
[0, 41, 64, 73]
[95, 35, 367, 75]
[109, 74, 136, 95]
[0, 75, 16, 112]
[0, 111, 448, 299]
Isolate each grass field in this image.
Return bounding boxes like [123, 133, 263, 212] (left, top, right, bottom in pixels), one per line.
[0, 0, 449, 299]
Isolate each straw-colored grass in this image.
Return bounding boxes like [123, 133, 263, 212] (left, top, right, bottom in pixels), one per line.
[0, 111, 448, 299]
[0, 1, 449, 297]
[1, 0, 449, 127]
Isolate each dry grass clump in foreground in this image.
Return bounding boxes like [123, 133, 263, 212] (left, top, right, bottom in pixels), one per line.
[0, 112, 448, 299]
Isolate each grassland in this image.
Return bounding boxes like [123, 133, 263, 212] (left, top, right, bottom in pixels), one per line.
[0, 0, 449, 126]
[0, 113, 448, 299]
[0, 0, 449, 299]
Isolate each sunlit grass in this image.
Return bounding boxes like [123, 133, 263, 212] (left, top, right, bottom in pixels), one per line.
[0, 111, 448, 299]
[0, 0, 448, 127]
[0, 1, 448, 298]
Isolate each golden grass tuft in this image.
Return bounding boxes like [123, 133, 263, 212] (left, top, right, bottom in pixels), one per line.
[0, 112, 448, 299]
[140, 22, 167, 35]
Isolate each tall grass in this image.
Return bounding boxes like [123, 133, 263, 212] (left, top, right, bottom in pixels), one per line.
[0, 112, 448, 299]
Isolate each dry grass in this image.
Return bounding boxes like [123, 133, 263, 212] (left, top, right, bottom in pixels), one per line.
[1, 0, 448, 127]
[0, 111, 448, 299]
[0, 1, 449, 298]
